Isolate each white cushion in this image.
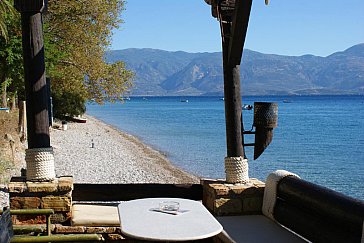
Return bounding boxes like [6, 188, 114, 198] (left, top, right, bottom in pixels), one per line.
[72, 204, 120, 226]
[217, 215, 306, 243]
[262, 170, 300, 220]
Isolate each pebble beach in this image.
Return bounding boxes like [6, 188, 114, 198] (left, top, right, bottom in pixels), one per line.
[51, 115, 199, 184]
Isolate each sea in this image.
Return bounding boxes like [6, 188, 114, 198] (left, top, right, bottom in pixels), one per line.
[87, 95, 364, 200]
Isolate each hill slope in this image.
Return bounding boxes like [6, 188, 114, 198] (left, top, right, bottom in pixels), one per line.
[106, 44, 364, 96]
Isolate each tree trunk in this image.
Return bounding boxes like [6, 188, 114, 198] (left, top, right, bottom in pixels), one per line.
[18, 100, 24, 132]
[10, 93, 17, 110]
[18, 100, 27, 142]
[1, 78, 7, 108]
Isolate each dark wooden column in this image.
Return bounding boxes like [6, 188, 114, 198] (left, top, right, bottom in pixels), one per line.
[14, 0, 50, 149]
[219, 0, 252, 158]
[221, 22, 244, 158]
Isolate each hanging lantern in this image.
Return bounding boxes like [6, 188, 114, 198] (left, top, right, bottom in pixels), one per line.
[243, 102, 278, 160]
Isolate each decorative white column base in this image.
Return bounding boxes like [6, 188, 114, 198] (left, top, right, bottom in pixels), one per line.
[224, 156, 249, 184]
[25, 147, 56, 181]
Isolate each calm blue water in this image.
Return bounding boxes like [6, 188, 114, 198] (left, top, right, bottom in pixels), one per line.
[87, 96, 364, 200]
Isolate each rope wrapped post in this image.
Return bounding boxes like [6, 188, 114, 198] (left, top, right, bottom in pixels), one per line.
[14, 1, 56, 181]
[209, 0, 252, 184]
[25, 147, 55, 181]
[224, 156, 249, 184]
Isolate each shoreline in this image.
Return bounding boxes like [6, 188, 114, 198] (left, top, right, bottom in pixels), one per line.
[50, 115, 199, 184]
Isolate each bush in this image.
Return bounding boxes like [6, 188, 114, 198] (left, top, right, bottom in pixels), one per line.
[52, 91, 86, 118]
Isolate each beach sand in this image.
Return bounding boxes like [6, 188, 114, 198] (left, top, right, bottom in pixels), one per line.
[50, 115, 199, 184]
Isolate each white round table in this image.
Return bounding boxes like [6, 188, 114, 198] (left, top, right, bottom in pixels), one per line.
[118, 198, 223, 241]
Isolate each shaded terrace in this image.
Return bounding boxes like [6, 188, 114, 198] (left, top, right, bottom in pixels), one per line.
[2, 0, 363, 242]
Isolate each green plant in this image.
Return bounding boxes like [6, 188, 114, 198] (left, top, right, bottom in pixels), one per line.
[52, 90, 86, 118]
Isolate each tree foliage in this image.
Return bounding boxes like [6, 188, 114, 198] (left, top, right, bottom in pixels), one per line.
[44, 0, 134, 116]
[0, 0, 23, 107]
[1, 0, 133, 116]
[0, 0, 16, 41]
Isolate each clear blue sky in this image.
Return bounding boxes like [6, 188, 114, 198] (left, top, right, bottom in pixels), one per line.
[111, 0, 364, 57]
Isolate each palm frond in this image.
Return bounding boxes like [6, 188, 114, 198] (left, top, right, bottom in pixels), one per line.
[0, 21, 8, 38]
[0, 0, 16, 40]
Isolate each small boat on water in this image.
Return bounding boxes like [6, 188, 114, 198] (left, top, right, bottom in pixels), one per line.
[70, 116, 87, 123]
[242, 104, 253, 110]
[283, 99, 292, 103]
[180, 99, 189, 103]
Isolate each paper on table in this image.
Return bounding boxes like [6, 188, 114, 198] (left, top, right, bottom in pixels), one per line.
[149, 208, 190, 215]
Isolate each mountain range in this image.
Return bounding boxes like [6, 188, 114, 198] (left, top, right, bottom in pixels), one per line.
[106, 43, 364, 96]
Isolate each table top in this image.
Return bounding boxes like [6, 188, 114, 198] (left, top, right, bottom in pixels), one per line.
[118, 198, 223, 242]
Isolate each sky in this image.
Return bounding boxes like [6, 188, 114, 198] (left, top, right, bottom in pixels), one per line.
[111, 0, 364, 57]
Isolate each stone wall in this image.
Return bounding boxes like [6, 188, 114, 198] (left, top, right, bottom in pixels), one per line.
[8, 176, 73, 224]
[202, 178, 265, 216]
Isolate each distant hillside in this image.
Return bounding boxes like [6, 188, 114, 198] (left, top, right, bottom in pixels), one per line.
[106, 44, 364, 96]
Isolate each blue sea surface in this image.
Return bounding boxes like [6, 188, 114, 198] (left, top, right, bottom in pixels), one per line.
[87, 95, 364, 200]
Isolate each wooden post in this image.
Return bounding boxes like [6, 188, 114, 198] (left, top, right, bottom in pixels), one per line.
[14, 0, 50, 149]
[222, 22, 244, 158]
[46, 77, 53, 127]
[21, 101, 27, 142]
[219, 0, 252, 158]
[205, 0, 253, 183]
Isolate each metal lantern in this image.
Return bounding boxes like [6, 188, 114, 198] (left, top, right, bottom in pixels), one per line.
[243, 102, 278, 160]
[253, 102, 278, 129]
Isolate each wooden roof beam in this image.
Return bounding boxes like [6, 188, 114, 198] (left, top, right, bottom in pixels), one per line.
[227, 0, 253, 66]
